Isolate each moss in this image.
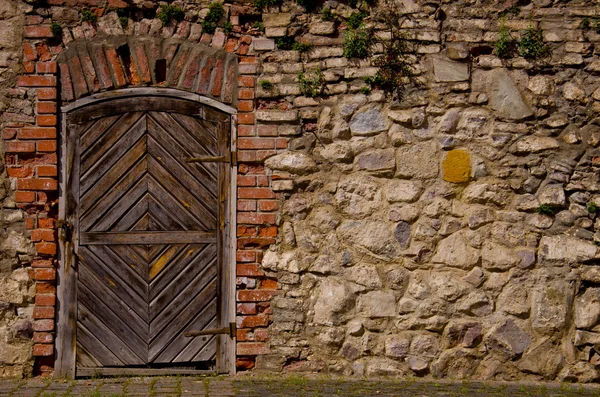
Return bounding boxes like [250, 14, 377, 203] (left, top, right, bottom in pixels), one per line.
[81, 9, 97, 23]
[535, 204, 556, 216]
[50, 22, 62, 38]
[298, 67, 325, 98]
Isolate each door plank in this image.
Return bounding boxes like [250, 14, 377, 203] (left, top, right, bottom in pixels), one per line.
[81, 231, 217, 245]
[79, 115, 119, 152]
[76, 325, 124, 367]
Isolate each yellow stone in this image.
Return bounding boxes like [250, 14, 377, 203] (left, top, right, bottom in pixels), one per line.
[442, 149, 471, 183]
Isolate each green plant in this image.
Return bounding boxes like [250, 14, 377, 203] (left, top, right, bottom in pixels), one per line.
[498, 4, 520, 18]
[343, 26, 372, 58]
[582, 17, 591, 30]
[276, 36, 295, 50]
[321, 7, 333, 21]
[254, 0, 280, 8]
[535, 204, 556, 215]
[298, 67, 325, 98]
[519, 23, 548, 59]
[260, 80, 274, 90]
[346, 12, 365, 29]
[81, 9, 97, 23]
[495, 20, 516, 58]
[119, 16, 129, 28]
[157, 4, 184, 26]
[201, 2, 225, 34]
[292, 41, 312, 52]
[359, 86, 371, 95]
[588, 202, 599, 213]
[50, 22, 62, 38]
[253, 21, 265, 31]
[223, 21, 233, 34]
[296, 0, 318, 11]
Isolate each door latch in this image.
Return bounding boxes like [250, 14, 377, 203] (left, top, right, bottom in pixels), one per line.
[184, 323, 236, 338]
[57, 220, 73, 243]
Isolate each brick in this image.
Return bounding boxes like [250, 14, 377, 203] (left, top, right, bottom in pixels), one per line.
[236, 342, 270, 355]
[261, 279, 278, 290]
[35, 294, 56, 306]
[80, 51, 100, 93]
[238, 187, 275, 199]
[258, 200, 279, 212]
[197, 56, 214, 95]
[237, 100, 254, 112]
[237, 250, 256, 262]
[211, 58, 226, 97]
[17, 76, 56, 87]
[25, 217, 35, 230]
[239, 315, 269, 328]
[169, 47, 191, 87]
[37, 165, 58, 177]
[33, 344, 54, 357]
[68, 56, 88, 99]
[237, 200, 256, 211]
[23, 43, 38, 61]
[36, 62, 57, 74]
[8, 167, 32, 179]
[25, 15, 43, 25]
[37, 102, 57, 114]
[238, 88, 255, 99]
[33, 332, 54, 344]
[237, 237, 276, 249]
[238, 138, 275, 150]
[37, 88, 57, 100]
[17, 178, 57, 191]
[222, 60, 236, 104]
[32, 259, 53, 268]
[236, 357, 255, 370]
[3, 128, 17, 140]
[237, 264, 265, 277]
[276, 138, 289, 149]
[237, 226, 258, 237]
[237, 175, 256, 187]
[181, 51, 202, 90]
[238, 75, 255, 88]
[238, 113, 255, 125]
[237, 303, 257, 315]
[36, 242, 57, 256]
[237, 290, 276, 302]
[258, 226, 278, 237]
[15, 191, 36, 203]
[256, 150, 276, 161]
[133, 42, 151, 84]
[34, 268, 56, 281]
[256, 176, 269, 186]
[36, 283, 56, 294]
[237, 212, 277, 225]
[37, 140, 57, 152]
[23, 61, 35, 73]
[33, 319, 54, 332]
[238, 125, 256, 137]
[224, 38, 238, 53]
[105, 47, 128, 87]
[18, 127, 56, 139]
[6, 142, 35, 153]
[236, 329, 251, 341]
[91, 44, 113, 90]
[31, 229, 56, 242]
[33, 306, 55, 319]
[257, 125, 278, 137]
[35, 42, 51, 61]
[24, 26, 54, 38]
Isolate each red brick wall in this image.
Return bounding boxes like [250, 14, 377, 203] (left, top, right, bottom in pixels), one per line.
[9, 7, 283, 374]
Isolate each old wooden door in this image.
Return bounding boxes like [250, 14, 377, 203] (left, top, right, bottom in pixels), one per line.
[59, 94, 233, 377]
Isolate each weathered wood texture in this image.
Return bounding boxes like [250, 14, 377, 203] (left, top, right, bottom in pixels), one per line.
[65, 97, 231, 374]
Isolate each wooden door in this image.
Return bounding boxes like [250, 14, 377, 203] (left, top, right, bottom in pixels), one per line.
[61, 96, 232, 376]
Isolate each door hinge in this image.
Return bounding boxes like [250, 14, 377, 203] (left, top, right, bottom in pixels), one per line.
[186, 152, 237, 166]
[184, 323, 236, 338]
[57, 220, 73, 243]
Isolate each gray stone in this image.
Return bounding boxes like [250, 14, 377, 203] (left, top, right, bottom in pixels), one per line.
[436, 109, 461, 134]
[574, 288, 600, 329]
[407, 356, 429, 372]
[443, 322, 482, 349]
[538, 236, 597, 264]
[265, 151, 317, 175]
[558, 362, 598, 383]
[384, 180, 422, 203]
[429, 273, 470, 302]
[410, 333, 441, 358]
[562, 82, 586, 102]
[497, 283, 529, 317]
[308, 21, 335, 35]
[463, 180, 511, 207]
[357, 291, 396, 318]
[458, 291, 494, 317]
[319, 142, 353, 163]
[364, 357, 407, 377]
[334, 175, 383, 218]
[349, 107, 390, 136]
[489, 68, 533, 120]
[485, 318, 532, 359]
[537, 184, 566, 207]
[513, 136, 560, 153]
[355, 149, 396, 176]
[531, 283, 573, 336]
[432, 56, 470, 82]
[481, 242, 519, 271]
[345, 264, 382, 289]
[446, 43, 469, 60]
[313, 279, 355, 325]
[393, 222, 411, 250]
[337, 220, 400, 261]
[396, 141, 439, 179]
[385, 334, 411, 358]
[432, 231, 480, 270]
[518, 339, 563, 379]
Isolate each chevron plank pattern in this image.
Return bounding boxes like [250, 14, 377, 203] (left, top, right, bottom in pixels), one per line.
[74, 110, 223, 368]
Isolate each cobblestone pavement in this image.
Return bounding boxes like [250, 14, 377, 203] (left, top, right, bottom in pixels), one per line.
[1, 375, 600, 397]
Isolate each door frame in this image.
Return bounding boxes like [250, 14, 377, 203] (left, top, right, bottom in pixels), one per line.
[55, 88, 238, 378]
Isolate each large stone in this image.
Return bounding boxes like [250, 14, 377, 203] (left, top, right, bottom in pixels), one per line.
[513, 136, 560, 153]
[497, 283, 529, 317]
[429, 273, 470, 302]
[385, 334, 411, 358]
[517, 339, 564, 379]
[334, 175, 383, 218]
[262, 13, 294, 27]
[384, 180, 422, 203]
[337, 220, 400, 260]
[432, 56, 470, 82]
[574, 288, 600, 329]
[485, 318, 532, 359]
[357, 290, 396, 318]
[355, 149, 396, 176]
[558, 362, 599, 383]
[345, 264, 382, 289]
[410, 333, 441, 358]
[432, 231, 480, 270]
[265, 151, 317, 175]
[319, 142, 353, 163]
[562, 82, 586, 102]
[349, 107, 389, 136]
[442, 150, 471, 183]
[538, 236, 597, 264]
[537, 184, 566, 207]
[481, 242, 519, 271]
[393, 221, 411, 250]
[531, 283, 573, 336]
[462, 180, 511, 207]
[443, 322, 482, 349]
[313, 279, 354, 325]
[364, 357, 407, 377]
[396, 141, 439, 179]
[488, 68, 533, 120]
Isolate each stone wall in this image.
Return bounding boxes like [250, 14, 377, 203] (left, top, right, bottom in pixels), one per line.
[3, 0, 600, 382]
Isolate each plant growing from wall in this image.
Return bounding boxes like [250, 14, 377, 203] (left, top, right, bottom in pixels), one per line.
[223, 21, 233, 34]
[495, 19, 517, 58]
[321, 7, 333, 21]
[535, 204, 556, 215]
[296, 0, 318, 12]
[81, 9, 97, 23]
[202, 2, 225, 34]
[50, 22, 63, 38]
[253, 21, 265, 32]
[299, 67, 325, 97]
[582, 17, 591, 30]
[260, 80, 274, 90]
[157, 4, 184, 26]
[254, 0, 280, 9]
[588, 202, 599, 214]
[276, 36, 296, 50]
[292, 41, 313, 52]
[343, 26, 372, 58]
[346, 12, 365, 29]
[519, 23, 548, 59]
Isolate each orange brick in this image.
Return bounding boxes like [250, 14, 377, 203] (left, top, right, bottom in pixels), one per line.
[33, 306, 55, 319]
[37, 165, 57, 177]
[37, 88, 57, 100]
[6, 142, 35, 153]
[36, 115, 57, 127]
[36, 242, 57, 256]
[37, 140, 57, 152]
[18, 127, 56, 139]
[15, 191, 35, 203]
[17, 76, 56, 87]
[34, 268, 56, 281]
[37, 102, 57, 114]
[32, 344, 54, 356]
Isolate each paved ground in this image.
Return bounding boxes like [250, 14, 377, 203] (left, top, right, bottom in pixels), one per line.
[1, 375, 600, 397]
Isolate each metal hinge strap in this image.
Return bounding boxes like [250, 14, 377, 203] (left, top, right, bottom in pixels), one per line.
[184, 322, 236, 338]
[186, 152, 237, 166]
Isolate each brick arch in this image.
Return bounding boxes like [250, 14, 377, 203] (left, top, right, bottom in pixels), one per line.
[57, 36, 238, 106]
